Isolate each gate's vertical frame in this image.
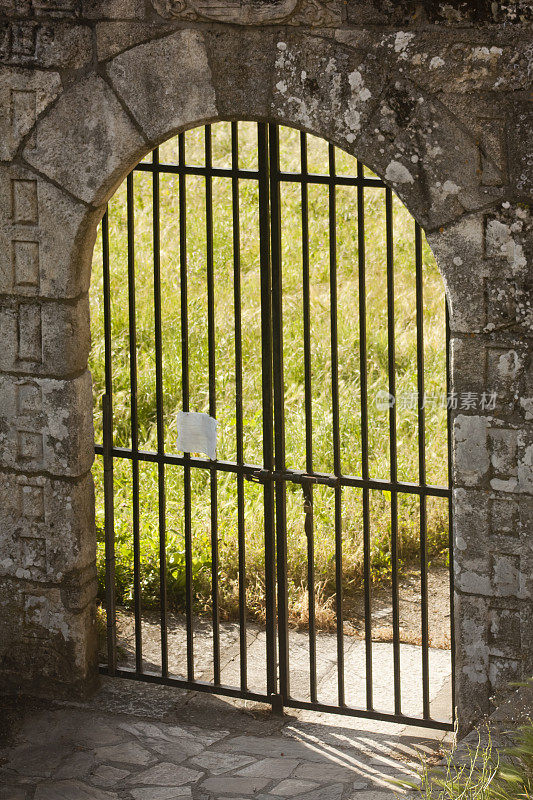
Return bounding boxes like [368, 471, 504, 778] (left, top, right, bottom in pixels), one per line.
[328, 144, 345, 707]
[269, 124, 290, 702]
[102, 210, 117, 675]
[357, 160, 373, 712]
[300, 132, 318, 703]
[446, 301, 456, 722]
[127, 173, 143, 673]
[415, 221, 430, 718]
[205, 126, 221, 685]
[178, 132, 195, 682]
[257, 123, 278, 704]
[152, 146, 168, 677]
[231, 122, 248, 692]
[385, 187, 401, 716]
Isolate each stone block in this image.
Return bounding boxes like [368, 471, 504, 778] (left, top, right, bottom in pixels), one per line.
[0, 470, 96, 582]
[485, 277, 533, 336]
[206, 28, 277, 121]
[485, 344, 528, 415]
[24, 75, 147, 206]
[426, 215, 486, 334]
[270, 33, 383, 154]
[508, 105, 533, 201]
[489, 494, 520, 537]
[354, 79, 500, 231]
[489, 656, 522, 697]
[0, 370, 94, 475]
[82, 0, 147, 18]
[0, 21, 92, 69]
[454, 592, 491, 727]
[453, 415, 490, 488]
[489, 606, 521, 658]
[489, 428, 518, 480]
[0, 575, 97, 695]
[107, 30, 217, 144]
[0, 68, 61, 161]
[96, 21, 176, 61]
[518, 444, 533, 494]
[0, 164, 101, 298]
[491, 552, 521, 597]
[0, 295, 90, 376]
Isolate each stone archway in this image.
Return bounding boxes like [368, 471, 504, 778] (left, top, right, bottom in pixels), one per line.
[0, 22, 531, 733]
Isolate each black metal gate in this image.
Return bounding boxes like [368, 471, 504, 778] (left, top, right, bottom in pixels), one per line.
[95, 122, 454, 730]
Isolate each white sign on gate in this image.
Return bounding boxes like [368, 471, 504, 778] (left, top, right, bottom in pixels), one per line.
[176, 411, 218, 460]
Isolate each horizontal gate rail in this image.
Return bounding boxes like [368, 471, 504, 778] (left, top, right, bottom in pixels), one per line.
[94, 444, 451, 499]
[96, 121, 454, 731]
[133, 159, 386, 189]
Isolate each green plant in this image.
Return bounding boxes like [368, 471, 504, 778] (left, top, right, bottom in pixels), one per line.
[400, 717, 533, 799]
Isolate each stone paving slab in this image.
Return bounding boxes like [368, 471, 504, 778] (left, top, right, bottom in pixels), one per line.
[0, 676, 452, 799]
[116, 615, 452, 724]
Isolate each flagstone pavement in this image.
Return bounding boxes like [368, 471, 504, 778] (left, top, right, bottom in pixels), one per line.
[0, 677, 452, 800]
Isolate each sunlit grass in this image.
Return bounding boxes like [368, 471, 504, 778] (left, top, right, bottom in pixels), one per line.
[89, 122, 449, 623]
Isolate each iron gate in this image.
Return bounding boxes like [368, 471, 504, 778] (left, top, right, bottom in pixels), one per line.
[95, 122, 454, 730]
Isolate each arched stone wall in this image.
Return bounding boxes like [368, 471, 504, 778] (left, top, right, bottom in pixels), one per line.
[0, 5, 531, 733]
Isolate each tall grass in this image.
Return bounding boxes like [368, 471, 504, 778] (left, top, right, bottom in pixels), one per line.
[89, 122, 449, 624]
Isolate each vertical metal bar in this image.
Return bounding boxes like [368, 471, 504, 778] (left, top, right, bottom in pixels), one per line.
[357, 161, 373, 711]
[232, 122, 248, 692]
[179, 131, 194, 682]
[127, 172, 143, 673]
[205, 125, 221, 685]
[446, 300, 456, 722]
[152, 147, 168, 678]
[269, 124, 290, 703]
[102, 209, 117, 675]
[257, 122, 278, 702]
[385, 187, 401, 715]
[415, 222, 430, 718]
[301, 133, 317, 703]
[329, 144, 345, 707]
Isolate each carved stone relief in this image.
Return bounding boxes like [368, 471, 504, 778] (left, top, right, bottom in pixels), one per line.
[152, 0, 341, 26]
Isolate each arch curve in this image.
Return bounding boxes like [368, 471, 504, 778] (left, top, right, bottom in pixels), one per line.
[20, 27, 499, 324]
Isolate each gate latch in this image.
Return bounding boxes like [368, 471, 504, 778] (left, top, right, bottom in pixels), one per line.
[245, 468, 272, 484]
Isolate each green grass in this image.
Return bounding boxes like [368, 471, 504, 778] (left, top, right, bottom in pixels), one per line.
[401, 719, 533, 799]
[89, 122, 449, 624]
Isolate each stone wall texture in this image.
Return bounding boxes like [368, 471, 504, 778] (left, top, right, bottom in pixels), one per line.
[0, 0, 531, 731]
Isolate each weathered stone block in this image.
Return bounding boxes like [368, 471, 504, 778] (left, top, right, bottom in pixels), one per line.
[0, 471, 96, 582]
[0, 68, 61, 161]
[206, 28, 277, 121]
[107, 30, 217, 144]
[454, 592, 491, 725]
[489, 606, 521, 658]
[24, 75, 147, 206]
[0, 164, 101, 298]
[271, 34, 382, 155]
[96, 21, 175, 61]
[508, 106, 533, 201]
[0, 575, 97, 696]
[489, 428, 518, 480]
[426, 215, 486, 334]
[491, 552, 521, 597]
[0, 21, 92, 69]
[82, 0, 147, 19]
[354, 80, 500, 231]
[453, 415, 490, 488]
[0, 295, 90, 375]
[489, 494, 520, 537]
[0, 370, 94, 475]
